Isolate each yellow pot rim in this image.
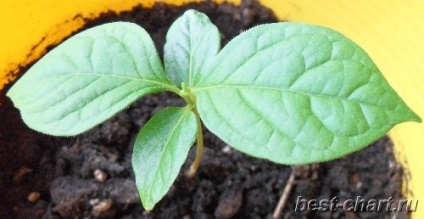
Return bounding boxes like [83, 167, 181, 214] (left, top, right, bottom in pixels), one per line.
[1, 1, 423, 217]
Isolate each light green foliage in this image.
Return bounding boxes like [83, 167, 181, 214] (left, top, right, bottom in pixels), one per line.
[194, 23, 421, 164]
[164, 9, 220, 87]
[132, 107, 197, 210]
[7, 22, 177, 136]
[7, 9, 420, 210]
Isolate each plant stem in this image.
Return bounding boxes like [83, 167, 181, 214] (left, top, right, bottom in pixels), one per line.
[186, 108, 204, 178]
[179, 83, 196, 107]
[273, 167, 296, 219]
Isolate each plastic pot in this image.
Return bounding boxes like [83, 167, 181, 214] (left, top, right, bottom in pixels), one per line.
[1, 0, 423, 217]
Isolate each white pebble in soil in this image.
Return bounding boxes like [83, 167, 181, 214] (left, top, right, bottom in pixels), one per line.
[91, 199, 113, 217]
[27, 192, 41, 203]
[94, 169, 108, 182]
[222, 145, 233, 154]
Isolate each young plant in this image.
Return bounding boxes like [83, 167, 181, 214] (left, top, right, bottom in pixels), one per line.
[7, 10, 420, 210]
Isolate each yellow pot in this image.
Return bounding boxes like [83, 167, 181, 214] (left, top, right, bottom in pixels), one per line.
[1, 0, 423, 217]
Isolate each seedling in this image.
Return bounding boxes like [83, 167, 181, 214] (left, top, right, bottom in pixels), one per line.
[7, 10, 420, 210]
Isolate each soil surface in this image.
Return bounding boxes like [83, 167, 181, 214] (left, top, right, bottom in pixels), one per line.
[0, 1, 410, 218]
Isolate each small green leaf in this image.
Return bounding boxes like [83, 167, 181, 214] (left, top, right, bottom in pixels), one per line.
[194, 23, 421, 164]
[132, 107, 197, 211]
[7, 22, 177, 136]
[164, 9, 220, 87]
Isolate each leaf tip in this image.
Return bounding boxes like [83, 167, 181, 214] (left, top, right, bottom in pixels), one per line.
[6, 81, 20, 101]
[411, 113, 422, 123]
[142, 201, 155, 212]
[403, 106, 422, 123]
[139, 192, 156, 212]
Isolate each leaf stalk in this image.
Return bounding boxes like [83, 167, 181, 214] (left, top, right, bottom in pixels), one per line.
[186, 108, 204, 178]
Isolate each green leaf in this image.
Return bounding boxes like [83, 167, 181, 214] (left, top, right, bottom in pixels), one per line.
[164, 9, 220, 87]
[194, 23, 421, 164]
[132, 107, 197, 211]
[7, 22, 177, 136]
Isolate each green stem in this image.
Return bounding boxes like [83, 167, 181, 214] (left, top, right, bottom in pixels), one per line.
[186, 108, 204, 178]
[179, 83, 196, 107]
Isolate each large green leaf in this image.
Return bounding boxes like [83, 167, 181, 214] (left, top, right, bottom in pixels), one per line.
[7, 22, 177, 136]
[194, 23, 421, 164]
[132, 107, 197, 211]
[164, 9, 220, 87]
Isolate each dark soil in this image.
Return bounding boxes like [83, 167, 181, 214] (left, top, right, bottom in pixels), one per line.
[0, 1, 410, 218]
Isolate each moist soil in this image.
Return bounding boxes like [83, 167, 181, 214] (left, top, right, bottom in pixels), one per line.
[0, 1, 410, 218]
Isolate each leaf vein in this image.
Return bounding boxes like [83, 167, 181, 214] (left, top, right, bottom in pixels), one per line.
[146, 108, 191, 199]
